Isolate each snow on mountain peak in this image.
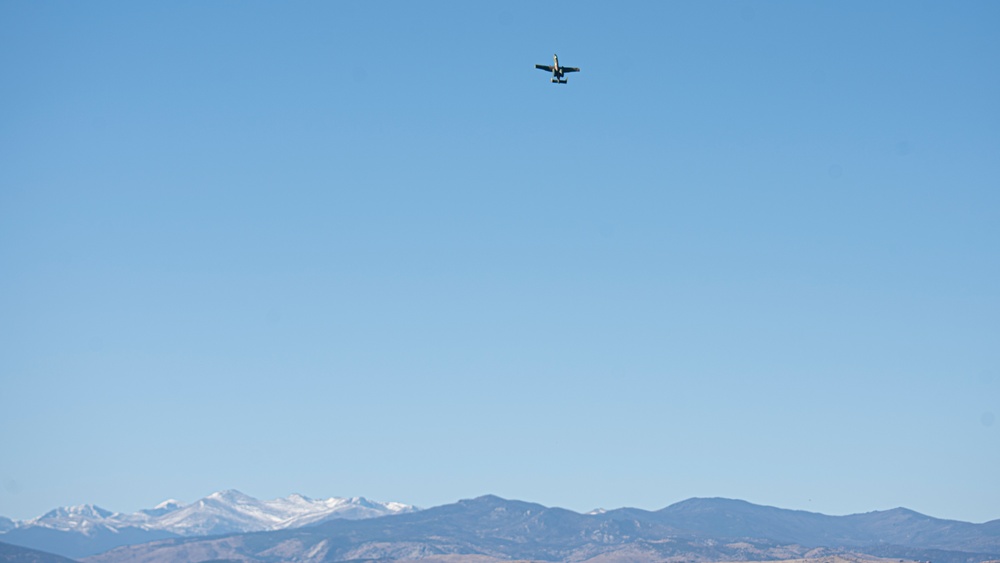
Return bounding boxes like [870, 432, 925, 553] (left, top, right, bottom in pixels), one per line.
[206, 489, 255, 503]
[386, 503, 410, 513]
[155, 499, 182, 510]
[139, 499, 184, 518]
[43, 504, 114, 519]
[38, 505, 113, 522]
[4, 491, 417, 539]
[24, 504, 120, 534]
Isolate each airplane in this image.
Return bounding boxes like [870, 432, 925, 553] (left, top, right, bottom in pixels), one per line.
[535, 54, 579, 84]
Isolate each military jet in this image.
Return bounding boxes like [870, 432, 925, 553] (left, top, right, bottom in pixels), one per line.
[535, 54, 579, 84]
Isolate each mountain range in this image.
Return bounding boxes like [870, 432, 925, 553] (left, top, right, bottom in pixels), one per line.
[0, 490, 414, 559]
[3, 494, 999, 563]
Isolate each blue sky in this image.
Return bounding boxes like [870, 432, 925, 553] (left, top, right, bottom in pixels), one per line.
[1, 2, 998, 523]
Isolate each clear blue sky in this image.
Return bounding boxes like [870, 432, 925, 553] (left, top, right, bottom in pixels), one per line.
[2, 2, 998, 523]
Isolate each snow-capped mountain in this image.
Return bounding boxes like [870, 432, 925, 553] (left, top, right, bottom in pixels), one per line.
[0, 490, 417, 559]
[9, 490, 415, 537]
[137, 499, 183, 518]
[133, 489, 415, 536]
[23, 504, 117, 533]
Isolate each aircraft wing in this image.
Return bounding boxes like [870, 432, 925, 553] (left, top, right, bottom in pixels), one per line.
[561, 67, 580, 73]
[535, 64, 553, 71]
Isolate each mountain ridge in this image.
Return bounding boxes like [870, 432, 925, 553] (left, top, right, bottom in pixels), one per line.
[4, 494, 999, 563]
[78, 495, 1000, 563]
[0, 490, 415, 559]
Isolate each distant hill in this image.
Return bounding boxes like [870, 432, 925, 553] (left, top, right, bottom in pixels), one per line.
[0, 541, 78, 563]
[649, 497, 1000, 552]
[0, 525, 176, 561]
[80, 495, 1000, 563]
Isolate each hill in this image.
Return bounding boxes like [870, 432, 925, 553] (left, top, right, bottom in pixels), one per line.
[0, 541, 78, 563]
[81, 495, 1000, 563]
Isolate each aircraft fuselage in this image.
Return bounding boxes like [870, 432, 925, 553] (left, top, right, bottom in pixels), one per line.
[535, 53, 579, 84]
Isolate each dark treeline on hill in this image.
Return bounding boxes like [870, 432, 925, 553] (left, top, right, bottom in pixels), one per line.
[68, 495, 1000, 563]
